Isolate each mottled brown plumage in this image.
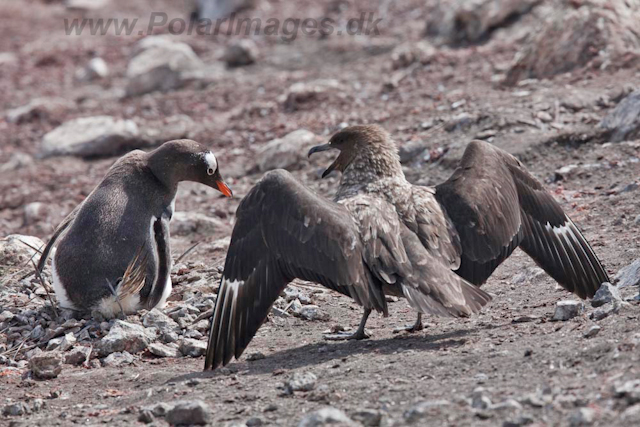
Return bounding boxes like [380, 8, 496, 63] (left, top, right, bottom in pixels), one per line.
[204, 125, 609, 371]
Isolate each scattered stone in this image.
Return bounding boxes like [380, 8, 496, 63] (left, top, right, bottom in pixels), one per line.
[403, 400, 450, 423]
[390, 41, 436, 69]
[491, 399, 523, 411]
[246, 417, 264, 426]
[471, 388, 492, 410]
[584, 325, 601, 338]
[29, 351, 63, 379]
[6, 97, 75, 124]
[194, 0, 255, 20]
[2, 402, 30, 416]
[165, 400, 212, 426]
[149, 342, 181, 358]
[521, 393, 545, 408]
[66, 0, 110, 11]
[258, 129, 318, 172]
[615, 258, 640, 288]
[64, 346, 92, 366]
[536, 111, 553, 123]
[614, 380, 640, 404]
[282, 80, 342, 112]
[47, 332, 76, 351]
[600, 90, 640, 142]
[142, 309, 179, 332]
[42, 116, 140, 158]
[0, 234, 45, 266]
[351, 409, 382, 426]
[552, 300, 584, 321]
[298, 407, 355, 427]
[97, 320, 154, 356]
[285, 371, 317, 393]
[296, 305, 326, 321]
[590, 302, 620, 321]
[138, 409, 154, 424]
[138, 115, 199, 145]
[399, 140, 427, 164]
[425, 0, 539, 46]
[180, 338, 207, 357]
[569, 407, 595, 426]
[222, 39, 259, 67]
[144, 402, 173, 417]
[503, 414, 534, 427]
[0, 152, 33, 172]
[101, 351, 135, 367]
[555, 164, 579, 181]
[75, 57, 109, 82]
[505, 1, 640, 84]
[126, 38, 204, 97]
[0, 52, 18, 66]
[246, 351, 266, 362]
[172, 212, 226, 236]
[591, 283, 622, 307]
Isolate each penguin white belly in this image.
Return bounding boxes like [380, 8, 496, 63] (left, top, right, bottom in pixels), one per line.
[155, 276, 173, 309]
[51, 257, 76, 311]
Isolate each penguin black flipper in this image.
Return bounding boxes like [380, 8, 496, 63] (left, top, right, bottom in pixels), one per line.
[36, 203, 82, 274]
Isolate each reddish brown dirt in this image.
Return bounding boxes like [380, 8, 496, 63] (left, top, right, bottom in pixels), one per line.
[1, 1, 640, 426]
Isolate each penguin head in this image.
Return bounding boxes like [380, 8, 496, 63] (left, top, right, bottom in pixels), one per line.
[148, 139, 233, 197]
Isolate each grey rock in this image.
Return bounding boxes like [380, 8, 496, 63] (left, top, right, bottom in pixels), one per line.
[583, 325, 601, 338]
[614, 380, 640, 403]
[246, 417, 263, 426]
[0, 235, 45, 267]
[138, 409, 154, 423]
[569, 407, 595, 426]
[75, 57, 109, 82]
[126, 39, 204, 96]
[592, 283, 622, 307]
[66, 0, 109, 11]
[97, 320, 155, 356]
[222, 39, 259, 67]
[590, 302, 620, 321]
[6, 97, 75, 124]
[143, 402, 173, 417]
[471, 388, 492, 410]
[194, 0, 255, 20]
[142, 309, 179, 333]
[165, 400, 212, 425]
[298, 407, 355, 427]
[0, 52, 18, 65]
[2, 402, 30, 416]
[0, 310, 14, 322]
[399, 140, 427, 164]
[297, 305, 326, 321]
[172, 211, 226, 236]
[503, 414, 534, 427]
[246, 351, 266, 362]
[42, 116, 139, 158]
[46, 332, 75, 351]
[282, 80, 342, 112]
[30, 324, 45, 340]
[403, 400, 450, 423]
[0, 152, 33, 173]
[615, 259, 640, 288]
[149, 342, 181, 358]
[161, 330, 180, 344]
[101, 351, 134, 367]
[286, 371, 317, 393]
[29, 351, 63, 379]
[180, 338, 207, 357]
[138, 115, 198, 145]
[600, 90, 640, 142]
[552, 300, 584, 321]
[351, 409, 382, 426]
[491, 399, 523, 411]
[258, 129, 318, 172]
[64, 346, 91, 366]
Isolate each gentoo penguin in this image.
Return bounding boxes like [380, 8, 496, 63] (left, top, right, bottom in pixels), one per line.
[204, 124, 610, 371]
[37, 139, 232, 318]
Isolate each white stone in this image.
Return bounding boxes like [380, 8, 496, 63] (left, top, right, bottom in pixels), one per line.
[552, 300, 584, 321]
[42, 116, 139, 158]
[0, 234, 45, 267]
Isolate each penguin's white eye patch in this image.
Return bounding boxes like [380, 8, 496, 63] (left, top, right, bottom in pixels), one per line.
[203, 152, 217, 175]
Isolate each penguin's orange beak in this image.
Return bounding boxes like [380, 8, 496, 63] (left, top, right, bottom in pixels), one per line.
[216, 179, 233, 198]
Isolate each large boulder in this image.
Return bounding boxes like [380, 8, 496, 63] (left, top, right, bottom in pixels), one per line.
[41, 116, 139, 158]
[97, 320, 156, 356]
[0, 235, 45, 267]
[126, 37, 204, 97]
[505, 0, 640, 84]
[600, 90, 640, 142]
[425, 0, 540, 46]
[258, 129, 318, 172]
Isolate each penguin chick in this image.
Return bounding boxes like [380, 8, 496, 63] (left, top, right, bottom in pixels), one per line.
[38, 139, 233, 318]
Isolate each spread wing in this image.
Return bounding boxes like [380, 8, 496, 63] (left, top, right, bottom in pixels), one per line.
[436, 140, 609, 298]
[204, 170, 383, 371]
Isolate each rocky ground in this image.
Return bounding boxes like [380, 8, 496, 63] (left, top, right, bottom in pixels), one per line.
[2, 0, 640, 426]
